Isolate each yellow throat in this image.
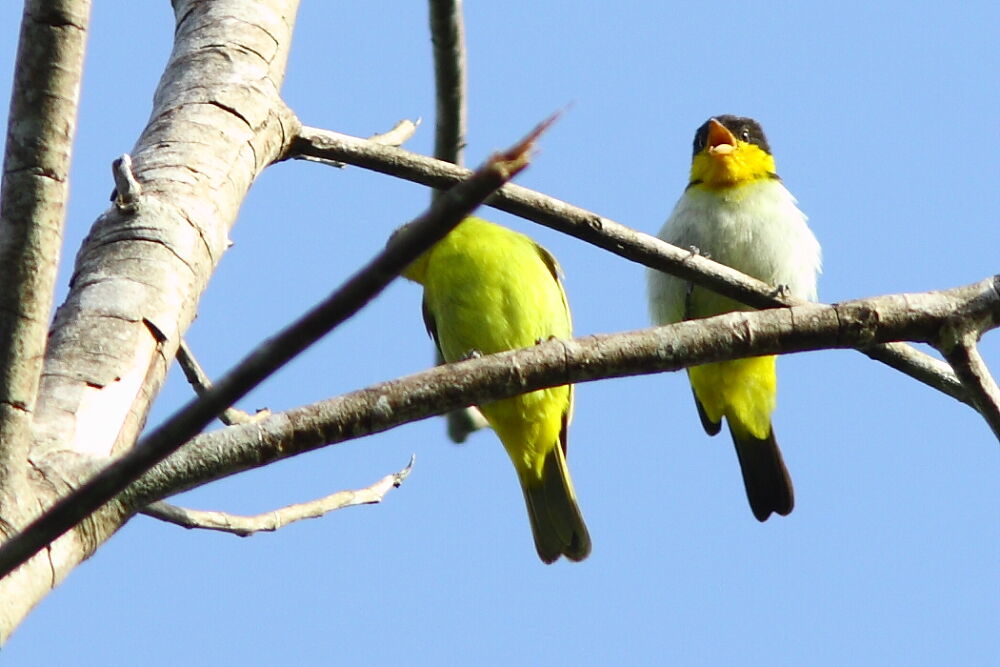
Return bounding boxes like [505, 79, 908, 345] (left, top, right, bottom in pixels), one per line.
[689, 118, 777, 190]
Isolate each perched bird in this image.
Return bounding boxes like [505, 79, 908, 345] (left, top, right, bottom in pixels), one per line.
[647, 115, 821, 521]
[403, 216, 590, 562]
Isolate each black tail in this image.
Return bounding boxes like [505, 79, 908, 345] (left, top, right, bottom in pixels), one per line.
[729, 422, 794, 521]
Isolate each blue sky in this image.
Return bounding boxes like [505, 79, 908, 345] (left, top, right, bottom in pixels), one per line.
[3, 2, 998, 664]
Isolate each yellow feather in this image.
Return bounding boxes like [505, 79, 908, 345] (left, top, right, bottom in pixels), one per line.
[688, 356, 776, 440]
[690, 141, 776, 191]
[403, 216, 590, 562]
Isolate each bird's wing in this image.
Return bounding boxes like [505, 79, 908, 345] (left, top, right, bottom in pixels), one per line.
[533, 243, 571, 314]
[421, 295, 441, 354]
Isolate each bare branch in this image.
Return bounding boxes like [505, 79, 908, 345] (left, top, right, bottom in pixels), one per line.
[141, 456, 415, 536]
[0, 120, 547, 582]
[111, 154, 142, 211]
[175, 340, 268, 426]
[370, 119, 421, 147]
[0, 0, 92, 496]
[429, 0, 467, 167]
[938, 301, 1000, 441]
[287, 129, 973, 409]
[943, 340, 1000, 439]
[290, 119, 420, 167]
[427, 0, 482, 442]
[126, 277, 1000, 508]
[858, 342, 960, 400]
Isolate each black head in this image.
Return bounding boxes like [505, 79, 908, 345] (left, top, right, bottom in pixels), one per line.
[692, 115, 771, 157]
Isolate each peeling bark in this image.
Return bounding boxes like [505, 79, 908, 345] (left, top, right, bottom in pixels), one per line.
[0, 0, 301, 641]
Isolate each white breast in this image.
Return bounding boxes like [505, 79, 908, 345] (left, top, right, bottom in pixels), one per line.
[647, 178, 821, 324]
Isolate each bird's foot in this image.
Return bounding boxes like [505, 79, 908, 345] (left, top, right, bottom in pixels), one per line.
[686, 245, 709, 259]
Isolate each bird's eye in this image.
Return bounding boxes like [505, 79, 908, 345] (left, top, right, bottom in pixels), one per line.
[693, 132, 706, 154]
[740, 128, 752, 142]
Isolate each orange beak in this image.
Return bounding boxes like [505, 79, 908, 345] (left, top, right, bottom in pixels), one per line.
[706, 118, 736, 156]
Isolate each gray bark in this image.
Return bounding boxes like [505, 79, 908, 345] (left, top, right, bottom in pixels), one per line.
[0, 0, 300, 641]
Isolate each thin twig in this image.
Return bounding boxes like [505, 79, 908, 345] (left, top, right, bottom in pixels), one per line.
[175, 340, 268, 426]
[111, 153, 142, 211]
[287, 128, 973, 409]
[370, 119, 421, 147]
[0, 120, 550, 581]
[142, 456, 415, 536]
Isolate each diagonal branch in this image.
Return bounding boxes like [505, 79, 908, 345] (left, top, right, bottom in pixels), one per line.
[141, 456, 414, 536]
[942, 340, 1000, 439]
[287, 128, 972, 410]
[124, 277, 1000, 511]
[0, 119, 547, 583]
[175, 340, 268, 426]
[937, 290, 1000, 440]
[0, 0, 92, 498]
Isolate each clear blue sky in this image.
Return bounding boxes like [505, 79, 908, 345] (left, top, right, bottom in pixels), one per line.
[3, 2, 998, 664]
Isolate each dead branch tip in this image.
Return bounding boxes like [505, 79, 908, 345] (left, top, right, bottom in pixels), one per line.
[394, 454, 417, 486]
[492, 111, 562, 178]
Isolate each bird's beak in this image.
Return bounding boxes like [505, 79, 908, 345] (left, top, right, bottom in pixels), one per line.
[706, 119, 736, 156]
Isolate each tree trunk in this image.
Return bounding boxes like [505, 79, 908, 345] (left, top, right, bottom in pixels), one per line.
[0, 0, 300, 640]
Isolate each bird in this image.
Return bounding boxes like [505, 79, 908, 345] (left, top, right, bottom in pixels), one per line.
[402, 216, 591, 562]
[647, 115, 821, 521]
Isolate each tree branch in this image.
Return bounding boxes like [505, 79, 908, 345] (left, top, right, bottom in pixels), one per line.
[427, 0, 485, 442]
[369, 119, 421, 147]
[858, 341, 964, 402]
[0, 0, 92, 499]
[428, 0, 467, 168]
[175, 339, 268, 426]
[292, 119, 419, 167]
[124, 277, 1000, 510]
[937, 284, 1000, 440]
[141, 456, 414, 536]
[0, 119, 547, 582]
[942, 340, 1000, 440]
[286, 128, 973, 410]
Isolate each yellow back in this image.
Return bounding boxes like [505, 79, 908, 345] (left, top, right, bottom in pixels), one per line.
[406, 217, 573, 479]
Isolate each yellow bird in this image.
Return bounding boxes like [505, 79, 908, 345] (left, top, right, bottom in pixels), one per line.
[647, 116, 821, 520]
[403, 216, 590, 562]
